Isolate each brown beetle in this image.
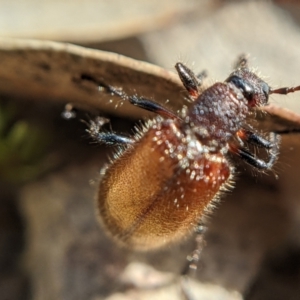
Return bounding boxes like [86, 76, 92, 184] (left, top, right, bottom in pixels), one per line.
[88, 56, 300, 250]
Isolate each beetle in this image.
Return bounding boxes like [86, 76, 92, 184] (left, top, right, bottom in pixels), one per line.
[87, 56, 300, 251]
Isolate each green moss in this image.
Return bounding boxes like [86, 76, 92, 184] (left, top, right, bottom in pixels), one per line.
[0, 103, 53, 184]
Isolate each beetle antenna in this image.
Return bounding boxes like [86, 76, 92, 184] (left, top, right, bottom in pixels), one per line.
[270, 85, 300, 95]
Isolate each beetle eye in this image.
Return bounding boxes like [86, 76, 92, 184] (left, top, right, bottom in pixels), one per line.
[261, 82, 270, 100]
[226, 75, 254, 100]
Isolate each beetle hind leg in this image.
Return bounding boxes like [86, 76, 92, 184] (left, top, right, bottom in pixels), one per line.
[181, 223, 207, 277]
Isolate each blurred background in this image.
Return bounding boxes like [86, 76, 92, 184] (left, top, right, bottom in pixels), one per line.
[1, 1, 300, 299]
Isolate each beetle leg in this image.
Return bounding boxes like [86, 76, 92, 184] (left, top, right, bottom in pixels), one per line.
[80, 74, 179, 119]
[188, 224, 207, 273]
[128, 95, 180, 120]
[229, 132, 280, 170]
[236, 129, 274, 149]
[181, 223, 207, 278]
[87, 117, 134, 146]
[109, 86, 180, 120]
[234, 54, 249, 69]
[175, 63, 203, 99]
[90, 132, 134, 146]
[109, 86, 180, 119]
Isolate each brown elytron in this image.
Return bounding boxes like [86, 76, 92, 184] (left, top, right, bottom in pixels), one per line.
[88, 56, 300, 250]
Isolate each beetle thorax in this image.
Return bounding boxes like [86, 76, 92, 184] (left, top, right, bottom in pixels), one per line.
[186, 82, 249, 150]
